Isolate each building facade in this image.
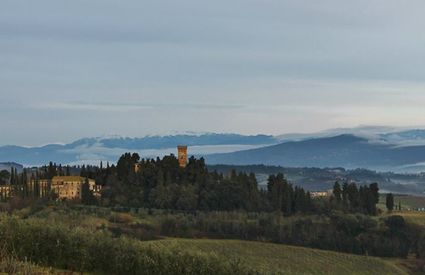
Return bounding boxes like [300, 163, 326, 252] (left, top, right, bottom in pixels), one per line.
[0, 185, 11, 200]
[51, 176, 97, 200]
[177, 145, 188, 168]
[310, 190, 333, 198]
[134, 162, 142, 173]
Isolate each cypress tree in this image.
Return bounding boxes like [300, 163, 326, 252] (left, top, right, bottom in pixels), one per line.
[333, 182, 342, 203]
[386, 193, 394, 211]
[81, 178, 96, 205]
[10, 168, 14, 185]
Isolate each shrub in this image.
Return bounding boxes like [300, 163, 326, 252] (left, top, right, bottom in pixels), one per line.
[109, 212, 134, 224]
[0, 215, 254, 274]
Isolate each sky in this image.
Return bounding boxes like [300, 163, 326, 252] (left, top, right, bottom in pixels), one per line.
[2, 0, 425, 146]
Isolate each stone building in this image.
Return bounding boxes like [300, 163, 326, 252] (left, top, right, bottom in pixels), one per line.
[0, 176, 101, 201]
[51, 176, 97, 200]
[0, 185, 12, 200]
[177, 145, 188, 168]
[310, 190, 333, 198]
[134, 162, 142, 173]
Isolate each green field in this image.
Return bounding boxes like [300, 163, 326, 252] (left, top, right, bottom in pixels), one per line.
[3, 204, 422, 274]
[378, 194, 425, 211]
[393, 210, 425, 229]
[378, 194, 425, 229]
[145, 238, 409, 275]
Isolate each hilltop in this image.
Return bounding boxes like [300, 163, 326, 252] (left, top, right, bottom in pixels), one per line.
[4, 127, 425, 173]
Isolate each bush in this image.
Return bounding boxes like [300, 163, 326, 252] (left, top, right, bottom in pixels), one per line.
[0, 215, 254, 274]
[0, 246, 51, 274]
[109, 212, 134, 224]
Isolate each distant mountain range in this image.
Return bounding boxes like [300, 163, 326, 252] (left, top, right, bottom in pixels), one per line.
[0, 134, 276, 166]
[4, 127, 425, 172]
[205, 134, 425, 172]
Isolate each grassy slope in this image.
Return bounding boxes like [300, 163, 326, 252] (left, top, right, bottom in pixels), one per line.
[14, 204, 421, 274]
[145, 238, 408, 275]
[378, 193, 425, 227]
[390, 210, 425, 230]
[0, 257, 66, 275]
[378, 194, 425, 211]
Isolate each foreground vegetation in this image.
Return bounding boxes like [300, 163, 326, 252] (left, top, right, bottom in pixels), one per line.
[0, 254, 57, 275]
[0, 202, 416, 274]
[2, 153, 425, 273]
[146, 238, 409, 275]
[0, 213, 253, 274]
[0, 202, 423, 273]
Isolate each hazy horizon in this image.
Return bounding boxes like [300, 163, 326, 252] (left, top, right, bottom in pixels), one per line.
[1, 124, 424, 148]
[2, 1, 425, 146]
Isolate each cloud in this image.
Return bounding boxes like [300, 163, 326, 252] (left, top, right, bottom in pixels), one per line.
[32, 101, 245, 112]
[1, 0, 425, 145]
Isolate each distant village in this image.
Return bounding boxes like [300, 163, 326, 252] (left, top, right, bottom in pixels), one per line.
[0, 144, 338, 202]
[0, 174, 102, 202]
[0, 146, 190, 202]
[0, 145, 343, 204]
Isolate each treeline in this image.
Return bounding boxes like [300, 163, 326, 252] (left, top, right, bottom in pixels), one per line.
[2, 153, 381, 217]
[156, 211, 414, 258]
[97, 153, 318, 213]
[331, 182, 379, 215]
[95, 153, 379, 216]
[0, 162, 106, 201]
[0, 167, 52, 201]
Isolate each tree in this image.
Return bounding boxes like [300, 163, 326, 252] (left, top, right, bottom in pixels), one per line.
[175, 185, 198, 210]
[116, 153, 140, 181]
[47, 162, 57, 179]
[346, 183, 360, 210]
[267, 174, 284, 212]
[369, 182, 379, 204]
[81, 178, 96, 205]
[386, 193, 394, 211]
[10, 168, 15, 185]
[0, 170, 10, 185]
[333, 182, 342, 203]
[342, 182, 349, 208]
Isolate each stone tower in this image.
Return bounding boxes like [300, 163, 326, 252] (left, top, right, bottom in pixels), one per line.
[134, 163, 142, 173]
[177, 145, 188, 168]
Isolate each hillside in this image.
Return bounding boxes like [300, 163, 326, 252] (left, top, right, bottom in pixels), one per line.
[146, 239, 408, 275]
[5, 128, 425, 172]
[205, 134, 425, 172]
[208, 164, 425, 194]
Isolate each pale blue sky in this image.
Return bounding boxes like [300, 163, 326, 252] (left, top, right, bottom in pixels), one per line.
[2, 0, 425, 146]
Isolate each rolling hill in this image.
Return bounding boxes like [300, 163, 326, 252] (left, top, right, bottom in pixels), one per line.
[145, 238, 408, 275]
[4, 128, 425, 172]
[205, 134, 425, 172]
